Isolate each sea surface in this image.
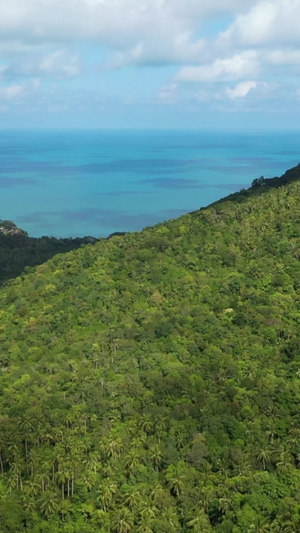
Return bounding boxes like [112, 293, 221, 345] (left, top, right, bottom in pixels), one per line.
[0, 129, 299, 238]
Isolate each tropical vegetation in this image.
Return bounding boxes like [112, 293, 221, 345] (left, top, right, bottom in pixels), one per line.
[1, 165, 300, 531]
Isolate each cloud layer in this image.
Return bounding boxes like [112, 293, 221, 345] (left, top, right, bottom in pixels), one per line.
[0, 0, 299, 127]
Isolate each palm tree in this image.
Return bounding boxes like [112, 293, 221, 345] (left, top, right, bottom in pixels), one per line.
[175, 428, 186, 450]
[28, 448, 40, 476]
[36, 470, 51, 493]
[7, 471, 19, 492]
[82, 469, 97, 491]
[97, 479, 118, 511]
[111, 507, 134, 533]
[123, 485, 143, 509]
[280, 517, 300, 532]
[248, 516, 271, 532]
[254, 445, 272, 470]
[83, 451, 101, 474]
[216, 460, 229, 479]
[166, 463, 186, 497]
[150, 483, 163, 502]
[24, 478, 41, 497]
[154, 415, 167, 442]
[218, 496, 232, 515]
[187, 509, 212, 532]
[139, 498, 158, 520]
[276, 459, 293, 475]
[17, 418, 34, 458]
[39, 490, 59, 518]
[199, 488, 214, 514]
[287, 428, 300, 449]
[9, 456, 24, 491]
[101, 437, 124, 459]
[0, 436, 5, 475]
[265, 421, 278, 444]
[22, 494, 36, 529]
[55, 466, 70, 500]
[22, 493, 36, 513]
[138, 415, 153, 435]
[149, 444, 163, 471]
[136, 516, 155, 533]
[58, 498, 73, 522]
[131, 434, 147, 448]
[124, 449, 142, 475]
[162, 506, 180, 529]
[276, 448, 293, 474]
[233, 454, 252, 476]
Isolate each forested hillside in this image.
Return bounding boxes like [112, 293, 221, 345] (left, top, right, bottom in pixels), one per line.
[1, 166, 300, 532]
[0, 222, 98, 287]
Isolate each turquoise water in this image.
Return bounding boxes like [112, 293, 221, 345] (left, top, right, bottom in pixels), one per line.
[0, 130, 299, 238]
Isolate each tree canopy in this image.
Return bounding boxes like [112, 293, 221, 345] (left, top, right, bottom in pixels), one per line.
[1, 165, 300, 531]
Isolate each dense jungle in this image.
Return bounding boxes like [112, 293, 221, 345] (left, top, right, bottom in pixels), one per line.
[1, 165, 300, 532]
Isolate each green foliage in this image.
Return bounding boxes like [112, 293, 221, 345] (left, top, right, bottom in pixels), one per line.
[0, 229, 98, 287]
[1, 165, 300, 530]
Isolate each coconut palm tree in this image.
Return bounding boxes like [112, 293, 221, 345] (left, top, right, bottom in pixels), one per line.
[149, 444, 163, 471]
[248, 516, 271, 532]
[187, 509, 212, 532]
[101, 437, 124, 459]
[199, 488, 214, 514]
[55, 466, 70, 500]
[97, 478, 118, 511]
[218, 496, 232, 515]
[276, 448, 293, 474]
[111, 507, 134, 533]
[154, 415, 167, 443]
[138, 415, 153, 435]
[162, 506, 180, 529]
[280, 517, 300, 532]
[123, 485, 143, 509]
[254, 445, 272, 470]
[23, 478, 41, 497]
[124, 449, 142, 475]
[165, 463, 186, 497]
[39, 490, 59, 518]
[287, 428, 300, 449]
[136, 516, 154, 533]
[139, 498, 158, 521]
[150, 483, 163, 502]
[36, 470, 51, 493]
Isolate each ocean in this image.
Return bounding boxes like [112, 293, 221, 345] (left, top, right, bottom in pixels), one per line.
[0, 129, 299, 238]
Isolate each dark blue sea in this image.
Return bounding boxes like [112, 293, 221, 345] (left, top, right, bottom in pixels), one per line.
[0, 130, 299, 238]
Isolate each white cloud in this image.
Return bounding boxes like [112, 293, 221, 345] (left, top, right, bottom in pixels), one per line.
[157, 82, 178, 104]
[224, 80, 277, 100]
[194, 89, 210, 102]
[226, 81, 257, 99]
[0, 0, 299, 122]
[221, 0, 300, 47]
[0, 0, 253, 67]
[40, 50, 81, 77]
[0, 65, 8, 77]
[109, 35, 206, 68]
[0, 84, 24, 99]
[266, 48, 300, 65]
[0, 0, 252, 41]
[0, 79, 40, 100]
[176, 51, 258, 82]
[0, 0, 299, 79]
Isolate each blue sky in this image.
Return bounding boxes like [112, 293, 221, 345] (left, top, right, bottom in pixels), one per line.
[0, 0, 300, 130]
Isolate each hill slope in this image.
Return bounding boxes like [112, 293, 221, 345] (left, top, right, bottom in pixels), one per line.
[1, 167, 300, 531]
[0, 221, 98, 287]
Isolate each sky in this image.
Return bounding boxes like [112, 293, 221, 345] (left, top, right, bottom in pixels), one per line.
[0, 0, 300, 129]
